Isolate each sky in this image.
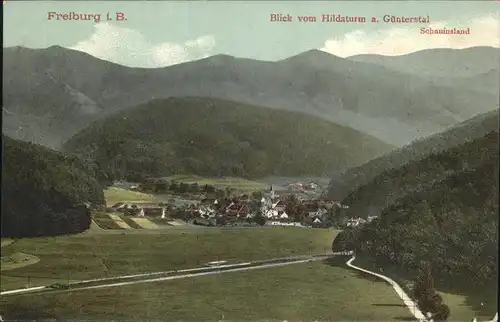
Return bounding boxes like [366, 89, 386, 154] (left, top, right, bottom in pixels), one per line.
[3, 1, 500, 67]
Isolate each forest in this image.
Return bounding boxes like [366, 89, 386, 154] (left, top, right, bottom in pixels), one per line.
[333, 131, 498, 290]
[2, 136, 107, 237]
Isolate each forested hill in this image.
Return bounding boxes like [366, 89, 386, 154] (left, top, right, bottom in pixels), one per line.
[325, 109, 499, 200]
[341, 130, 499, 218]
[2, 135, 106, 237]
[332, 130, 498, 290]
[62, 97, 394, 180]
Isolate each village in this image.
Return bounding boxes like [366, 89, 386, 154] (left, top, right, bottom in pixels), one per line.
[109, 180, 377, 229]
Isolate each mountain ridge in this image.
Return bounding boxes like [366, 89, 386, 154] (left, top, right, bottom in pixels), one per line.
[325, 109, 499, 200]
[3, 45, 498, 148]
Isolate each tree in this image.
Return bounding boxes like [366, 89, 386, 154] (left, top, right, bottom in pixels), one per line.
[251, 191, 263, 200]
[203, 184, 216, 193]
[253, 213, 266, 226]
[413, 265, 435, 307]
[155, 183, 167, 193]
[169, 182, 178, 192]
[433, 303, 451, 321]
[178, 183, 189, 194]
[189, 183, 199, 193]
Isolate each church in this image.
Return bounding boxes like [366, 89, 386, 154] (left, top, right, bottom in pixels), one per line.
[260, 186, 289, 220]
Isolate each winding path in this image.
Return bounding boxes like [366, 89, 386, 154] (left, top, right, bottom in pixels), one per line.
[346, 255, 498, 322]
[346, 255, 427, 321]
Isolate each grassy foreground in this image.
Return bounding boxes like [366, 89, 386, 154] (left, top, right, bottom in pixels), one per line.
[1, 228, 336, 291]
[0, 260, 414, 321]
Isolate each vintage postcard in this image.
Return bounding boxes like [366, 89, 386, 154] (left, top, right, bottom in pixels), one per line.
[1, 1, 499, 321]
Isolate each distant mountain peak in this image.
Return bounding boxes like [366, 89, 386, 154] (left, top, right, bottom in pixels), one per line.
[46, 45, 67, 50]
[210, 53, 235, 59]
[285, 49, 342, 61]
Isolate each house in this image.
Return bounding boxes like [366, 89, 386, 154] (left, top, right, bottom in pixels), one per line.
[308, 208, 327, 218]
[287, 183, 303, 191]
[305, 182, 318, 190]
[117, 203, 166, 213]
[225, 202, 249, 218]
[264, 209, 289, 221]
[271, 200, 286, 212]
[279, 211, 289, 220]
[111, 202, 126, 211]
[346, 217, 367, 227]
[197, 205, 217, 219]
[265, 209, 278, 219]
[321, 200, 341, 209]
[201, 198, 219, 206]
[135, 206, 167, 217]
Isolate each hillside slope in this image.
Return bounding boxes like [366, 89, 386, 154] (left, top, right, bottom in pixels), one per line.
[332, 130, 498, 291]
[340, 129, 498, 217]
[325, 109, 499, 200]
[2, 136, 106, 237]
[62, 97, 394, 179]
[3, 46, 497, 148]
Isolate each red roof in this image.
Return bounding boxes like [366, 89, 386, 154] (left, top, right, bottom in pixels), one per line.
[225, 203, 249, 216]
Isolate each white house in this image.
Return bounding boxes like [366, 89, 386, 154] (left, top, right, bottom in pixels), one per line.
[279, 212, 289, 219]
[198, 206, 216, 219]
[265, 209, 279, 219]
[346, 217, 367, 227]
[305, 182, 318, 190]
[308, 208, 327, 218]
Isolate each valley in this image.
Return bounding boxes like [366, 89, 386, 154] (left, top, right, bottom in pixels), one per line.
[2, 9, 499, 320]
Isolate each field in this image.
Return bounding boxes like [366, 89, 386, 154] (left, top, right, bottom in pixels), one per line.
[107, 214, 133, 229]
[104, 187, 154, 207]
[1, 239, 14, 248]
[3, 218, 492, 321]
[1, 252, 40, 271]
[0, 227, 336, 291]
[129, 217, 160, 229]
[0, 258, 415, 321]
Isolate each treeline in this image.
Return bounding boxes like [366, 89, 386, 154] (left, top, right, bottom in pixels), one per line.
[140, 180, 232, 196]
[2, 136, 106, 237]
[341, 130, 499, 218]
[332, 131, 498, 290]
